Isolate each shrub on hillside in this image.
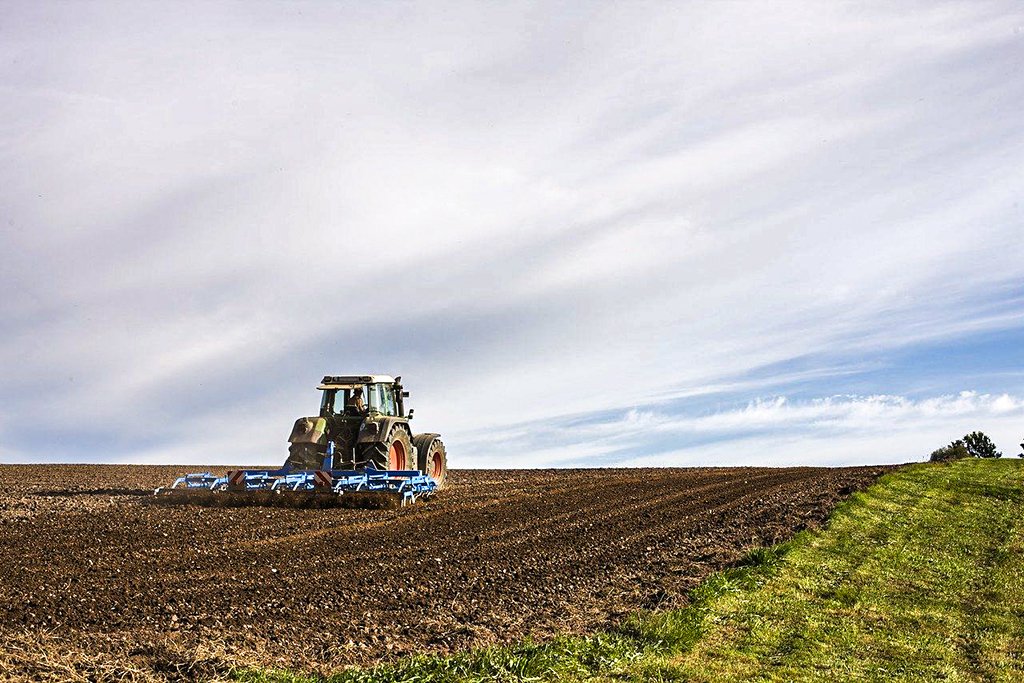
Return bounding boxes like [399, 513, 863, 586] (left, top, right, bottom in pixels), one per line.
[963, 431, 1001, 459]
[930, 431, 1004, 461]
[930, 440, 970, 462]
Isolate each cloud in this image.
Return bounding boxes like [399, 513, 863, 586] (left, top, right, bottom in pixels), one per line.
[629, 391, 1024, 437]
[454, 391, 1024, 469]
[1, 2, 1023, 466]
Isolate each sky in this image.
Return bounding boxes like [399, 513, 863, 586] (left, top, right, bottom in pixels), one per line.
[1, 1, 1023, 468]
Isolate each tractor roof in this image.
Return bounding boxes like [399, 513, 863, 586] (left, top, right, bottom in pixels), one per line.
[318, 374, 397, 389]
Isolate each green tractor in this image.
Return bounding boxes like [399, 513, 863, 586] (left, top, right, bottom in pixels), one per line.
[285, 375, 448, 487]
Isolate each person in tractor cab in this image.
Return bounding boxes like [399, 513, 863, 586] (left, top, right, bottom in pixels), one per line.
[345, 386, 367, 415]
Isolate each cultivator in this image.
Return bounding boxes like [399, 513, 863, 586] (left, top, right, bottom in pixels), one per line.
[154, 374, 447, 509]
[155, 462, 437, 508]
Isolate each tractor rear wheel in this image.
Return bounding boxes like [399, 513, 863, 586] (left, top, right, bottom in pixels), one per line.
[362, 427, 414, 471]
[413, 435, 447, 488]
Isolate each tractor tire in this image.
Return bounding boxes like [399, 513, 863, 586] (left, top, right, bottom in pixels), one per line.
[361, 427, 414, 471]
[285, 443, 323, 470]
[413, 434, 447, 488]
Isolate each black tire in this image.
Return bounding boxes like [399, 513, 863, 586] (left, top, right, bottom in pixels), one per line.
[360, 427, 414, 471]
[285, 443, 323, 470]
[413, 434, 447, 488]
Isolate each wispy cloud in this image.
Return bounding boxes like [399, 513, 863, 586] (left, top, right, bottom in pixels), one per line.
[453, 391, 1024, 469]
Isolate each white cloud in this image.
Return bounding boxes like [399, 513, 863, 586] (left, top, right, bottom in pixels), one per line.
[636, 391, 1024, 436]
[455, 391, 1024, 468]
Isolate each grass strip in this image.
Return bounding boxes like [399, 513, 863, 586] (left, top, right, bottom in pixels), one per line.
[235, 459, 1023, 682]
[668, 458, 1024, 682]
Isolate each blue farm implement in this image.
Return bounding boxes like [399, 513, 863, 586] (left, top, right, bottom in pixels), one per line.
[155, 463, 438, 508]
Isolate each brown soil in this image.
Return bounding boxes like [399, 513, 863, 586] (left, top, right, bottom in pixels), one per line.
[0, 464, 893, 681]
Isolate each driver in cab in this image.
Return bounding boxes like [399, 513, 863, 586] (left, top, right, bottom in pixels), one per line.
[345, 386, 368, 415]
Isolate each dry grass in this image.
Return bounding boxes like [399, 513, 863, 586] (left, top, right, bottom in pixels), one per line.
[0, 629, 252, 682]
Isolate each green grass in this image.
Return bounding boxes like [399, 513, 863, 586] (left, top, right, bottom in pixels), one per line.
[235, 459, 1024, 683]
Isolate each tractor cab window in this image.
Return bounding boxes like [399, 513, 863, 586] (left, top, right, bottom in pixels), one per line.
[322, 389, 369, 416]
[322, 389, 353, 416]
[365, 383, 397, 416]
[366, 384, 381, 413]
[320, 390, 335, 416]
[379, 384, 397, 416]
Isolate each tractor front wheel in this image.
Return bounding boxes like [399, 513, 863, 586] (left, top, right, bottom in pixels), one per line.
[413, 435, 448, 488]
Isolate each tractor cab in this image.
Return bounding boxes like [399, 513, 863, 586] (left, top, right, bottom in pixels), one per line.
[317, 375, 408, 419]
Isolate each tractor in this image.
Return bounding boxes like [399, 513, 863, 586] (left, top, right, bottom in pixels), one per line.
[155, 374, 447, 506]
[285, 375, 447, 487]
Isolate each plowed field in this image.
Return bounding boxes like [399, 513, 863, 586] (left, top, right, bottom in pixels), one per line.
[0, 464, 892, 681]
